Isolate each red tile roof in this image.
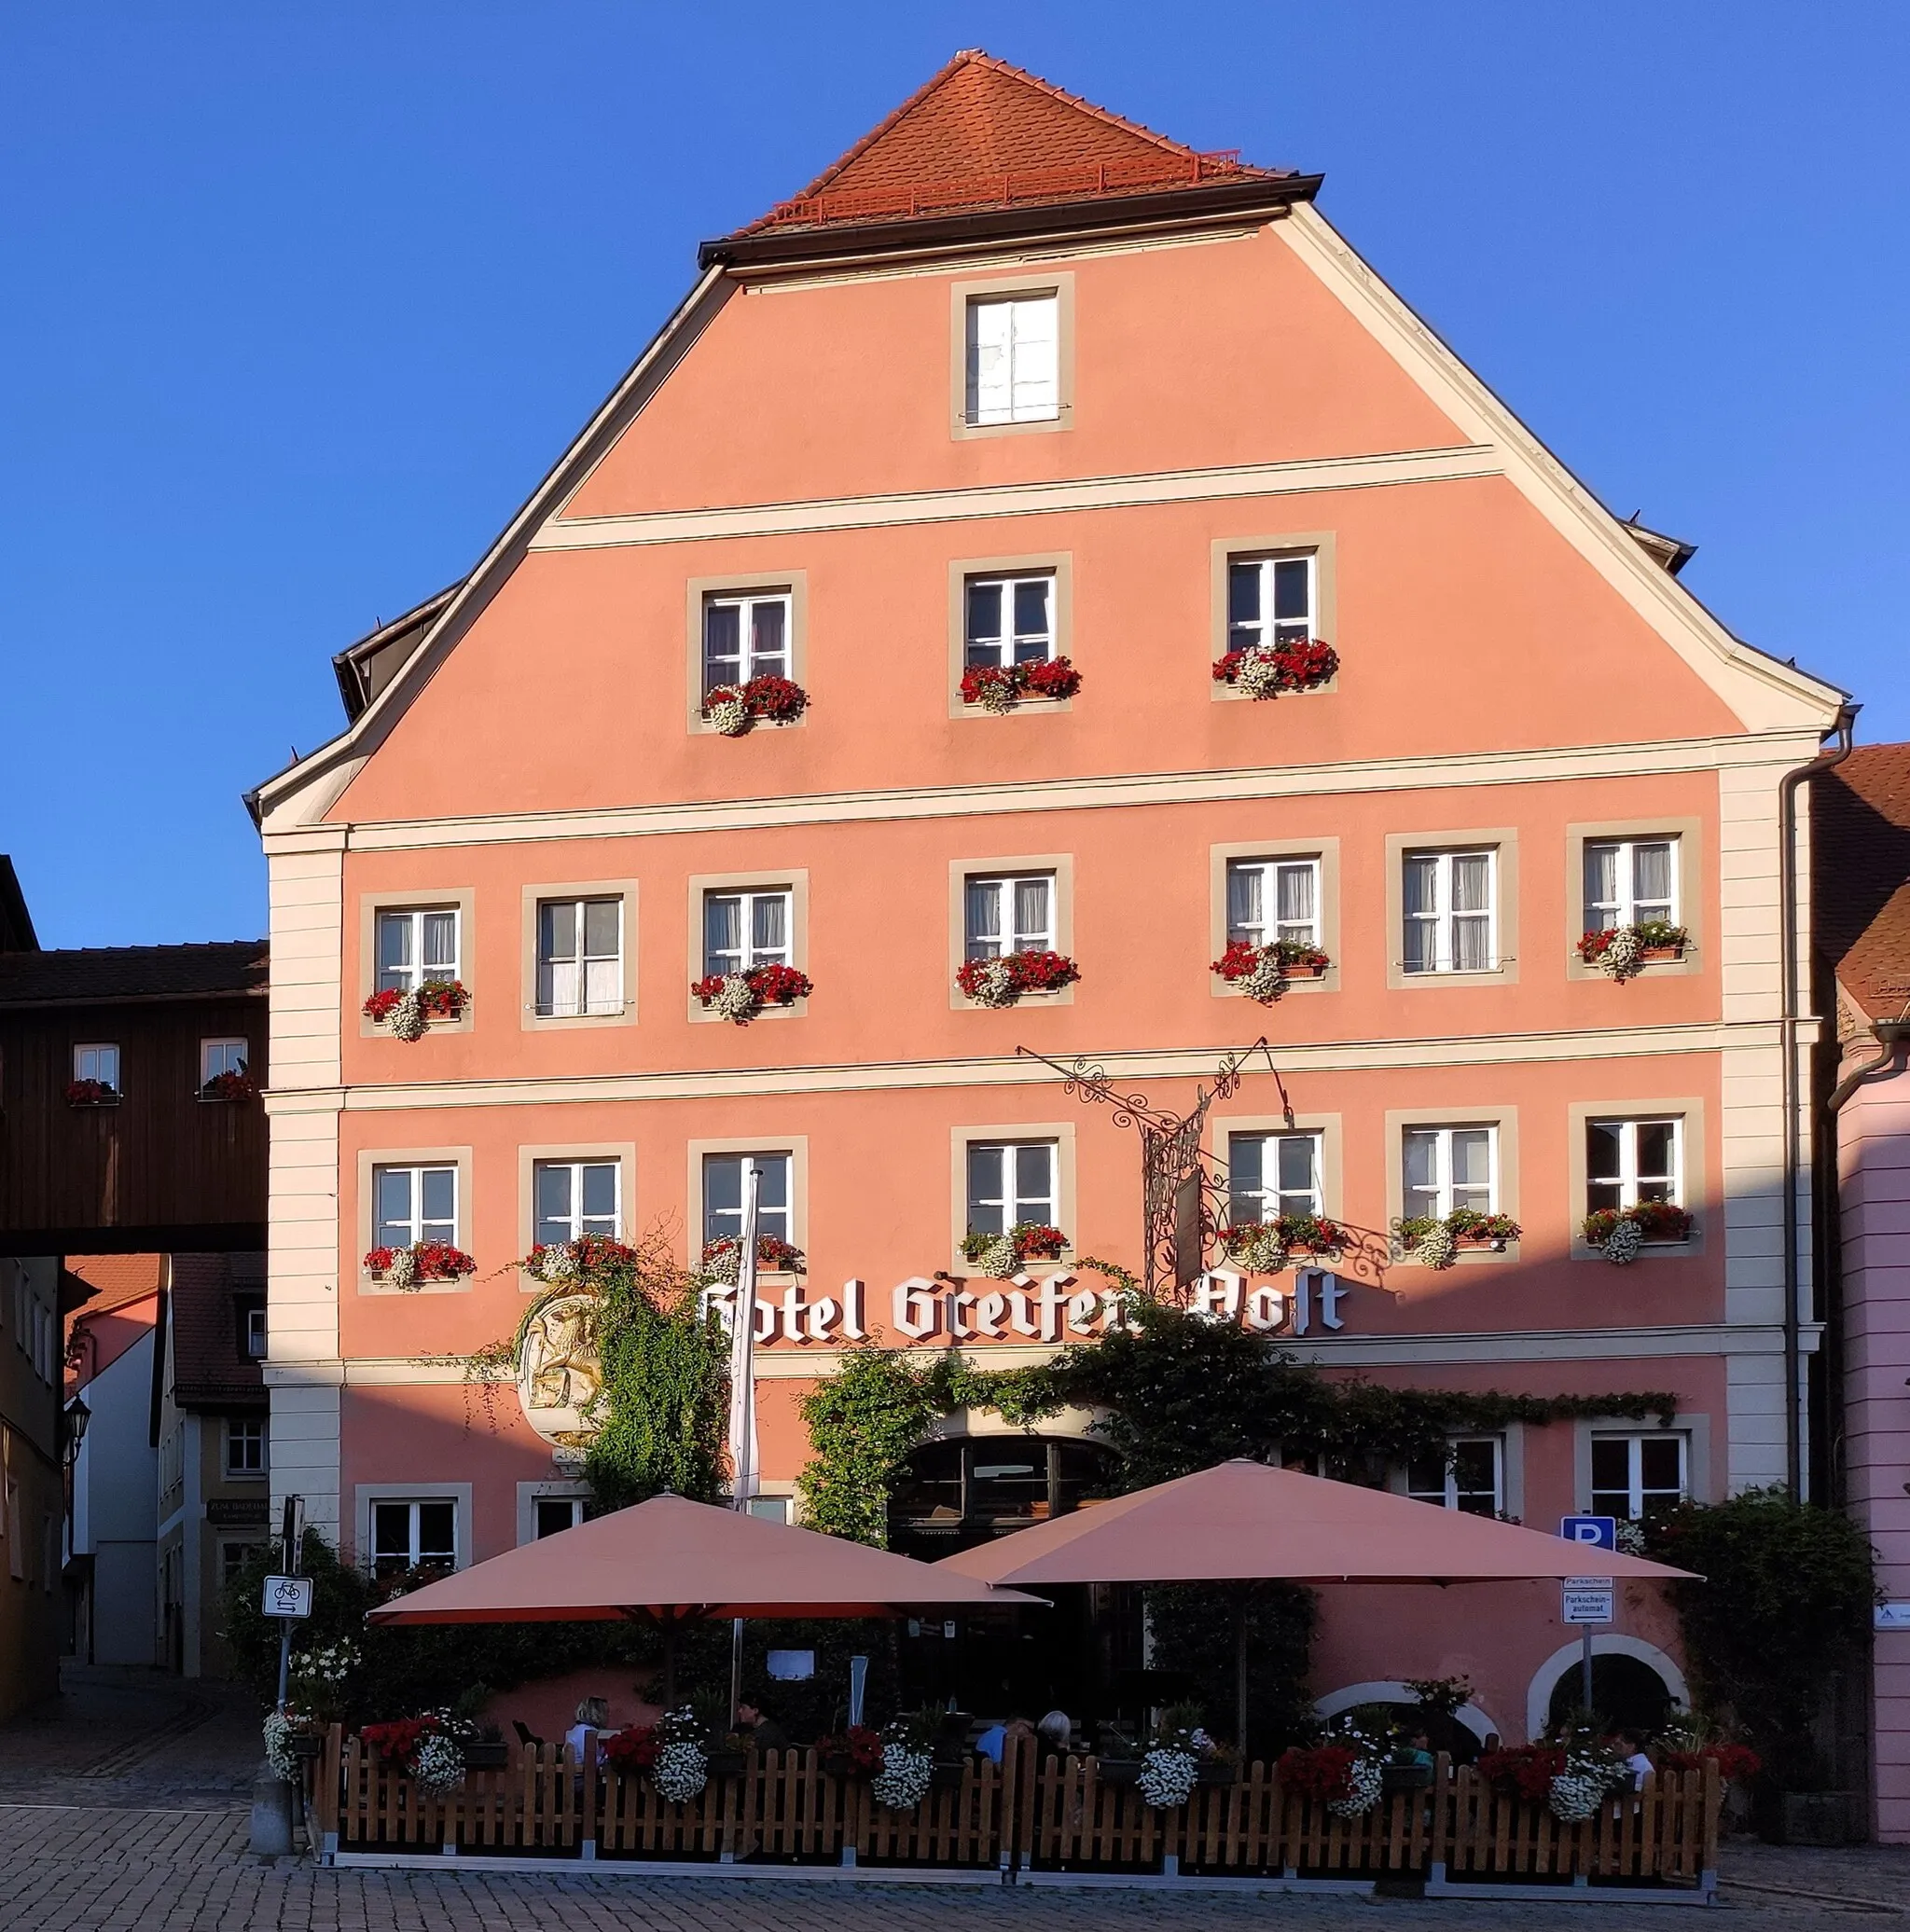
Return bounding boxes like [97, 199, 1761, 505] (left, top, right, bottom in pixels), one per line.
[63, 1254, 163, 1318]
[741, 49, 1285, 236]
[168, 1251, 267, 1409]
[1816, 741, 1910, 1023]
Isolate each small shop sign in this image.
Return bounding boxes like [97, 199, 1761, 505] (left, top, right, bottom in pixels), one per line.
[1561, 1577, 1615, 1624]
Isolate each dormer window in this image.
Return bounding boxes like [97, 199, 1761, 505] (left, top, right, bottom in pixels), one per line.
[965, 293, 1058, 425]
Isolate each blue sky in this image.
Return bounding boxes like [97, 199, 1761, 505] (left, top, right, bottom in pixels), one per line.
[3, 3, 1905, 945]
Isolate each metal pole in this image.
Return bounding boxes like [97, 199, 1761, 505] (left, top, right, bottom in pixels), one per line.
[1581, 1624, 1594, 1716]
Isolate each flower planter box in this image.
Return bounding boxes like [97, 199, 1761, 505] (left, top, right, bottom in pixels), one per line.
[706, 1750, 746, 1780]
[1381, 1763, 1433, 1795]
[463, 1741, 508, 1770]
[1094, 1759, 1142, 1786]
[1282, 960, 1328, 980]
[1639, 944, 1685, 962]
[288, 1733, 325, 1761]
[1196, 1760, 1239, 1787]
[930, 1760, 965, 1792]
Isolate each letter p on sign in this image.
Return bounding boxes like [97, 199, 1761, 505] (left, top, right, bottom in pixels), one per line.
[1560, 1514, 1616, 1550]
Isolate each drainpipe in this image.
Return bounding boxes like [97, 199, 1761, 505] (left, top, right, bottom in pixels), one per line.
[1826, 1018, 1910, 1115]
[1778, 708, 1856, 1499]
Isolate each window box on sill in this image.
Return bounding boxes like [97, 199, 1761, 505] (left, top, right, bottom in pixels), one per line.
[1583, 1203, 1695, 1263]
[363, 981, 469, 1040]
[363, 1243, 478, 1290]
[700, 1235, 807, 1284]
[1211, 940, 1332, 1002]
[691, 964, 811, 1025]
[1577, 923, 1690, 980]
[955, 950, 1079, 1008]
[958, 657, 1081, 713]
[199, 1072, 259, 1103]
[960, 1224, 1069, 1279]
[64, 1082, 120, 1108]
[1211, 639, 1337, 699]
[700, 676, 809, 737]
[1221, 1217, 1345, 1274]
[1397, 1213, 1522, 1268]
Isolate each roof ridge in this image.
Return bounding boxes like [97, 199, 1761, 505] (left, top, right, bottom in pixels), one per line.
[29, 938, 265, 956]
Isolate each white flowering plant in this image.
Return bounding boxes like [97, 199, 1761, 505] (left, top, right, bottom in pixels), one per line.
[287, 1638, 361, 1723]
[871, 1725, 934, 1812]
[262, 1707, 311, 1782]
[650, 1706, 710, 1802]
[414, 1729, 467, 1796]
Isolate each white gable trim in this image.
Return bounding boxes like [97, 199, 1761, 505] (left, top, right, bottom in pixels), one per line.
[1277, 204, 1844, 735]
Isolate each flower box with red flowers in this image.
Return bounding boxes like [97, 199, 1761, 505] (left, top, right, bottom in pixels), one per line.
[1478, 1744, 1567, 1800]
[1577, 920, 1688, 973]
[200, 1068, 259, 1103]
[1211, 937, 1331, 1001]
[601, 1724, 660, 1773]
[1583, 1200, 1694, 1249]
[1222, 1214, 1346, 1272]
[363, 1241, 478, 1289]
[958, 656, 1081, 712]
[1276, 1743, 1360, 1805]
[64, 1078, 119, 1108]
[520, 1234, 642, 1284]
[817, 1726, 885, 1779]
[701, 1234, 807, 1282]
[954, 948, 1081, 1008]
[690, 962, 813, 1023]
[702, 675, 810, 736]
[960, 1221, 1069, 1273]
[359, 1714, 440, 1773]
[1211, 637, 1338, 698]
[362, 979, 468, 1040]
[1661, 1743, 1760, 1785]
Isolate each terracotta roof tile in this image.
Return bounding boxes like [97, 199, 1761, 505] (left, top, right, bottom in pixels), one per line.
[169, 1252, 267, 1408]
[63, 1254, 163, 1319]
[1816, 741, 1910, 1022]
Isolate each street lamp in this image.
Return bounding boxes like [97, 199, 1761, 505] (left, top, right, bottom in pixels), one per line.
[62, 1395, 90, 1467]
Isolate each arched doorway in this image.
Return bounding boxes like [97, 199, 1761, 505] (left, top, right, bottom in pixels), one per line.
[1315, 1681, 1499, 1765]
[1529, 1637, 1688, 1739]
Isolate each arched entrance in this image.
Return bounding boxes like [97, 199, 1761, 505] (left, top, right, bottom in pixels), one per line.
[1315, 1681, 1500, 1764]
[1529, 1637, 1688, 1739]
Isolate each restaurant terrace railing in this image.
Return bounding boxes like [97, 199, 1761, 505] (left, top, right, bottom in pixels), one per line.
[308, 1727, 1721, 1896]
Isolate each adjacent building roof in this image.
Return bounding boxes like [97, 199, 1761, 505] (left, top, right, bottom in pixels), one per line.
[63, 1253, 163, 1319]
[0, 858, 36, 953]
[1816, 740, 1910, 1023]
[165, 1251, 267, 1409]
[0, 938, 268, 1009]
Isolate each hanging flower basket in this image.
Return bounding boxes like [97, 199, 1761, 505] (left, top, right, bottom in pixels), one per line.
[1221, 1213, 1345, 1273]
[960, 1221, 1068, 1278]
[364, 1242, 478, 1290]
[702, 675, 810, 736]
[955, 949, 1080, 1008]
[1583, 1200, 1693, 1262]
[1212, 638, 1337, 698]
[691, 962, 812, 1023]
[700, 1234, 807, 1282]
[200, 1068, 259, 1103]
[1578, 920, 1687, 980]
[64, 1078, 119, 1108]
[519, 1235, 640, 1284]
[363, 980, 468, 1040]
[1397, 1208, 1522, 1267]
[959, 656, 1081, 712]
[817, 1726, 885, 1781]
[1211, 937, 1331, 1001]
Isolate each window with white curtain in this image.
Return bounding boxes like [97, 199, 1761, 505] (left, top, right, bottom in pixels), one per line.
[533, 1159, 622, 1248]
[965, 294, 1059, 425]
[702, 1152, 792, 1249]
[73, 1043, 119, 1089]
[201, 1038, 248, 1083]
[1403, 849, 1496, 973]
[966, 1141, 1059, 1235]
[376, 907, 460, 992]
[536, 898, 622, 1017]
[702, 590, 790, 697]
[1406, 1438, 1502, 1516]
[1226, 554, 1316, 653]
[1227, 1131, 1323, 1224]
[703, 890, 792, 978]
[1226, 858, 1321, 948]
[1585, 1118, 1683, 1216]
[964, 574, 1055, 667]
[1583, 838, 1677, 932]
[964, 875, 1054, 959]
[1402, 1125, 1497, 1221]
[373, 1164, 457, 1249]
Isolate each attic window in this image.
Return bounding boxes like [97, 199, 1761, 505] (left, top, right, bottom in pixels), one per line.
[966, 293, 1059, 425]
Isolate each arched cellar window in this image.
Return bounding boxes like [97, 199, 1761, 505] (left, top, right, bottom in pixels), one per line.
[1546, 1653, 1675, 1735]
[889, 1437, 1122, 1549]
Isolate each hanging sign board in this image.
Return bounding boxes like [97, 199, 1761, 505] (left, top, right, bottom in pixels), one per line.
[1561, 1578, 1614, 1624]
[261, 1574, 314, 1620]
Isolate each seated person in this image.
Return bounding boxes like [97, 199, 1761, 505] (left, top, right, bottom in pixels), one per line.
[565, 1696, 610, 1762]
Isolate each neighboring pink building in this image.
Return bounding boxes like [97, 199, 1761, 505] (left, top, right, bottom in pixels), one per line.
[1818, 745, 1910, 1842]
[250, 53, 1853, 1746]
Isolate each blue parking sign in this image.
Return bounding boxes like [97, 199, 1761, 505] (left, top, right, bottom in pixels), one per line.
[1560, 1514, 1616, 1550]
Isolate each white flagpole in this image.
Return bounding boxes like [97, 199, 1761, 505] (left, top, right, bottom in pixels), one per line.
[726, 1166, 762, 1732]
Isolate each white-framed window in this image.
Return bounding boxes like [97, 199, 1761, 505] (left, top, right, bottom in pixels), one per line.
[1227, 1131, 1323, 1225]
[1586, 1118, 1683, 1218]
[533, 1496, 585, 1539]
[73, 1042, 119, 1090]
[535, 897, 623, 1018]
[1226, 858, 1321, 948]
[219, 1539, 263, 1589]
[375, 907, 460, 993]
[965, 292, 1059, 426]
[1402, 1125, 1497, 1221]
[703, 889, 792, 979]
[1584, 837, 1678, 933]
[1406, 1438, 1502, 1517]
[201, 1039, 248, 1083]
[244, 1304, 268, 1360]
[1403, 849, 1496, 973]
[225, 1417, 268, 1478]
[1226, 554, 1316, 653]
[702, 589, 790, 697]
[370, 1498, 458, 1579]
[1590, 1434, 1687, 1520]
[964, 573, 1056, 669]
[702, 1152, 793, 1250]
[533, 1159, 621, 1249]
[966, 1140, 1059, 1236]
[964, 874, 1054, 960]
[746, 1496, 793, 1525]
[372, 1163, 457, 1250]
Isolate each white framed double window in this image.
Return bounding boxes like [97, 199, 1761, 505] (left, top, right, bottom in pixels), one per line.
[376, 907, 459, 993]
[1227, 1131, 1322, 1225]
[1590, 1434, 1687, 1520]
[1225, 858, 1321, 949]
[1402, 1125, 1497, 1221]
[966, 1140, 1058, 1235]
[965, 292, 1059, 426]
[964, 874, 1054, 960]
[533, 1496, 586, 1539]
[370, 1498, 457, 1580]
[702, 1152, 792, 1251]
[701, 589, 790, 697]
[1584, 837, 1677, 933]
[201, 1039, 248, 1083]
[1226, 553, 1316, 653]
[1405, 1438, 1502, 1517]
[1585, 1118, 1682, 1217]
[965, 573, 1056, 669]
[73, 1042, 119, 1090]
[533, 1159, 621, 1249]
[225, 1417, 267, 1478]
[373, 1163, 457, 1250]
[1403, 849, 1496, 974]
[703, 889, 792, 979]
[535, 898, 623, 1018]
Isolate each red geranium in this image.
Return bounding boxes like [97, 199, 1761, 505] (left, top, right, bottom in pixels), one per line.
[64, 1078, 118, 1106]
[1212, 639, 1338, 694]
[740, 674, 808, 724]
[1019, 656, 1081, 700]
[201, 1068, 258, 1102]
[960, 656, 1081, 708]
[956, 949, 1081, 1002]
[363, 988, 403, 1022]
[602, 1725, 660, 1772]
[1478, 1745, 1566, 1799]
[818, 1726, 885, 1775]
[1662, 1744, 1761, 1784]
[1278, 1744, 1358, 1803]
[360, 1714, 438, 1771]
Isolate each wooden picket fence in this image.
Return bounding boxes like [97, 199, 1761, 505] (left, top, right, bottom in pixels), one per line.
[311, 1729, 1719, 1889]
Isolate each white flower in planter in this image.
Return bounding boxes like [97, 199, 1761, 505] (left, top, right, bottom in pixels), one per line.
[978, 679, 1017, 715]
[1137, 1746, 1199, 1809]
[1599, 925, 1644, 980]
[1239, 947, 1288, 1001]
[1235, 648, 1288, 700]
[388, 1247, 421, 1291]
[967, 958, 1019, 1008]
[262, 1709, 305, 1782]
[1602, 1217, 1645, 1266]
[414, 1731, 466, 1796]
[1547, 1770, 1610, 1823]
[1228, 1225, 1289, 1274]
[971, 1235, 1020, 1281]
[391, 989, 430, 1041]
[1411, 1221, 1457, 1270]
[707, 696, 751, 737]
[1327, 1756, 1384, 1818]
[709, 973, 761, 1023]
[652, 1740, 710, 1802]
[872, 1742, 934, 1811]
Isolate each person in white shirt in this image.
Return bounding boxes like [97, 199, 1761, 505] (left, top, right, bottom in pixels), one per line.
[1619, 1731, 1655, 1790]
[565, 1695, 610, 1762]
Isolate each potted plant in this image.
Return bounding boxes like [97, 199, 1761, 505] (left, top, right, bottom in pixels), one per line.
[1578, 919, 1689, 980]
[1211, 637, 1337, 698]
[200, 1065, 259, 1102]
[700, 1234, 806, 1283]
[817, 1725, 883, 1781]
[362, 1242, 478, 1290]
[702, 674, 810, 736]
[64, 1077, 119, 1107]
[960, 1221, 1068, 1279]
[958, 656, 1082, 713]
[955, 948, 1080, 1008]
[1583, 1199, 1695, 1263]
[1197, 1742, 1241, 1787]
[519, 1234, 641, 1284]
[1136, 1704, 1206, 1810]
[1211, 937, 1332, 1002]
[284, 1638, 360, 1759]
[462, 1726, 509, 1771]
[871, 1711, 937, 1812]
[1221, 1213, 1346, 1273]
[1396, 1208, 1522, 1269]
[1092, 1723, 1142, 1786]
[690, 960, 812, 1024]
[363, 979, 468, 1040]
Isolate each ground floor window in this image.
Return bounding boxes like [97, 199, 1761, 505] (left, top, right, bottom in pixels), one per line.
[1405, 1437, 1502, 1515]
[1590, 1433, 1686, 1520]
[371, 1498, 457, 1580]
[532, 1496, 584, 1539]
[889, 1436, 1121, 1545]
[219, 1539, 262, 1589]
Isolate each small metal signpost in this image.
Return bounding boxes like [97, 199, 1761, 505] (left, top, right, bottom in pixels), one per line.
[269, 1495, 307, 1711]
[1558, 1517, 1617, 1713]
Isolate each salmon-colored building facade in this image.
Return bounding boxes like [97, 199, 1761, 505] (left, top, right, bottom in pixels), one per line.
[254, 54, 1849, 1745]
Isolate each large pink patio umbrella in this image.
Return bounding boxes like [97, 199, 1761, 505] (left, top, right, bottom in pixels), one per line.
[367, 1490, 1039, 1701]
[937, 1459, 1696, 1746]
